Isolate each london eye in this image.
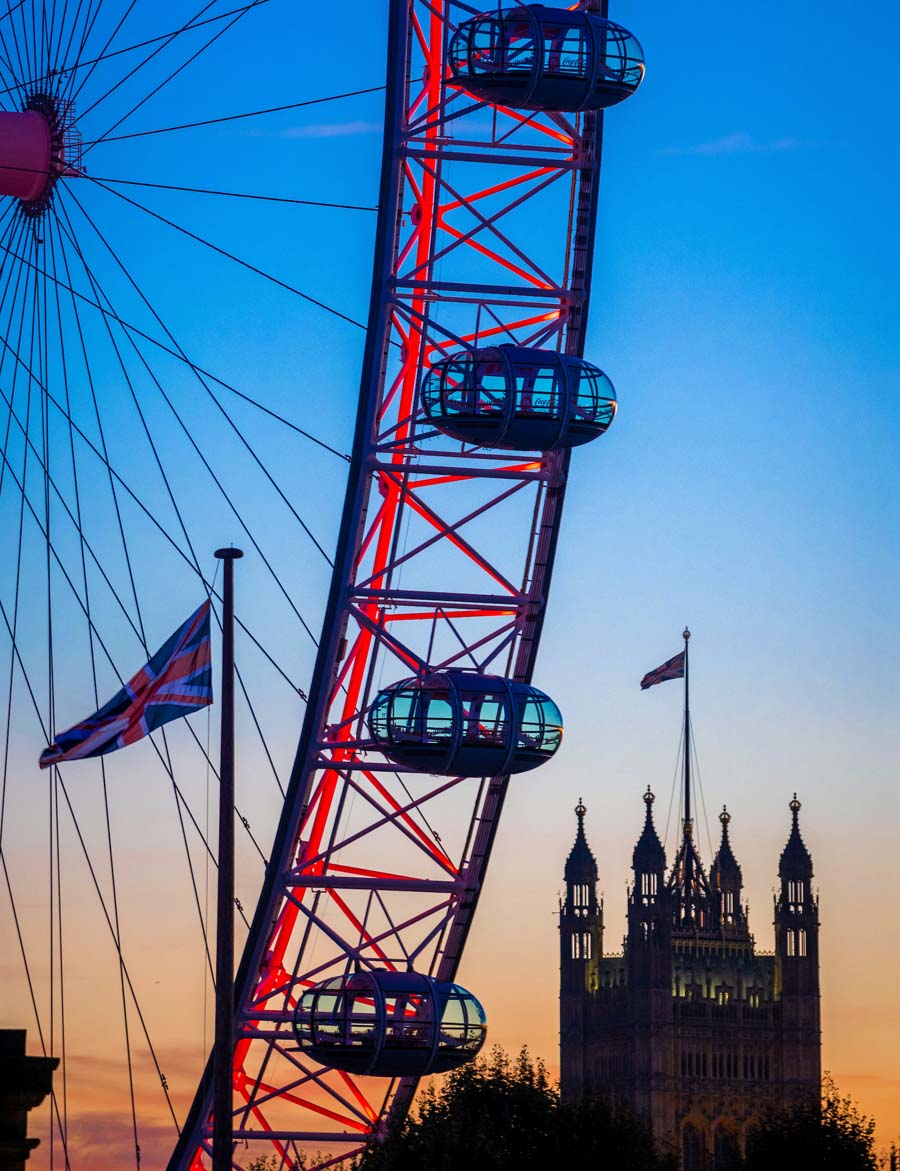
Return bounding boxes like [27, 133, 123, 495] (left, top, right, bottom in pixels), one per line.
[0, 2, 643, 1167]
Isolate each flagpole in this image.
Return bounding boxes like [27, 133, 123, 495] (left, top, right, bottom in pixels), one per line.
[213, 547, 243, 1171]
[683, 626, 691, 829]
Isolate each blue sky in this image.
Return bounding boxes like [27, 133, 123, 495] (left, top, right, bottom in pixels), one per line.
[1, 1, 899, 1161]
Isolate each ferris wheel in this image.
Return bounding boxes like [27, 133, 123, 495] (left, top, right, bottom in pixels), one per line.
[0, 2, 644, 1168]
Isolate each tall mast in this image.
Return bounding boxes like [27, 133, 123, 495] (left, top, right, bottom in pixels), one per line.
[683, 626, 691, 829]
[681, 626, 693, 923]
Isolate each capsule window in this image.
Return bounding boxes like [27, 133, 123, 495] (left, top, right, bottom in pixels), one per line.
[543, 22, 587, 76]
[518, 691, 563, 754]
[460, 690, 508, 745]
[383, 991, 433, 1051]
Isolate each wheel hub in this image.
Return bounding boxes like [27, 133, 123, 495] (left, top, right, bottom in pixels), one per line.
[0, 91, 82, 217]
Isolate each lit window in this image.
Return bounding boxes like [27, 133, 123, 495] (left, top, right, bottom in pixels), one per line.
[787, 930, 796, 956]
[798, 929, 807, 957]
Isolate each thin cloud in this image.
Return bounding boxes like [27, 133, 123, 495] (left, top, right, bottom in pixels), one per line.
[662, 131, 805, 157]
[283, 120, 383, 139]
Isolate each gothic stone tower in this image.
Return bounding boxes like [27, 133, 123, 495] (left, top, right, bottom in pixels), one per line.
[559, 795, 821, 1170]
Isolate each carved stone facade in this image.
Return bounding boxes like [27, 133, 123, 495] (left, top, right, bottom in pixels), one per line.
[559, 793, 821, 1169]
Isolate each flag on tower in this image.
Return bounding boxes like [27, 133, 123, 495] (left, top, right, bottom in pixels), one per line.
[39, 601, 213, 768]
[640, 650, 685, 691]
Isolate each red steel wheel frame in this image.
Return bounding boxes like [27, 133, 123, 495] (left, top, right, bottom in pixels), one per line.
[170, 1, 612, 1166]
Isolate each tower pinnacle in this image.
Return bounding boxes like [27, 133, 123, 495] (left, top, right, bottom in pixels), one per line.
[565, 798, 598, 884]
[780, 793, 813, 879]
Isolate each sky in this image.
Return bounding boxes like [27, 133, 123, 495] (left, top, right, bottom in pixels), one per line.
[0, 0, 898, 1165]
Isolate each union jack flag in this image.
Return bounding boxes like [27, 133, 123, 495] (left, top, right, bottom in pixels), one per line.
[640, 650, 685, 691]
[40, 601, 213, 768]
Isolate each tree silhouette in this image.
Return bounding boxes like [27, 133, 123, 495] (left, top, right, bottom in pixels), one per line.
[744, 1075, 879, 1171]
[353, 1045, 674, 1171]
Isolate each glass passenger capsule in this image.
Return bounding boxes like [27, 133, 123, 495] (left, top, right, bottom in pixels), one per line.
[422, 344, 616, 450]
[368, 669, 563, 776]
[293, 970, 487, 1077]
[449, 6, 644, 112]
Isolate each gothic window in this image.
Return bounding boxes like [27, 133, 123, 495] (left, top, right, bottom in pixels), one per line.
[683, 1125, 705, 1171]
[574, 882, 590, 909]
[717, 986, 730, 1006]
[747, 988, 760, 1008]
[570, 931, 592, 959]
[640, 872, 658, 901]
[724, 891, 734, 917]
[786, 930, 796, 957]
[788, 879, 804, 906]
[714, 1125, 741, 1171]
[798, 928, 807, 957]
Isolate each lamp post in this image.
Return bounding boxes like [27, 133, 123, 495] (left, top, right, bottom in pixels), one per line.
[212, 547, 243, 1170]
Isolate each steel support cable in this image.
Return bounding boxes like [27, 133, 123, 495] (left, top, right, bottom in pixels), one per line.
[49, 207, 206, 607]
[36, 221, 70, 1170]
[13, 240, 74, 1166]
[48, 217, 274, 865]
[46, 0, 74, 80]
[25, 0, 39, 87]
[0, 213, 31, 839]
[0, 378, 264, 881]
[78, 175, 369, 332]
[53, 199, 331, 643]
[67, 0, 277, 109]
[25, 0, 36, 83]
[0, 336, 269, 876]
[57, 0, 124, 105]
[0, 33, 21, 97]
[0, 207, 29, 483]
[0, 1, 271, 102]
[83, 0, 274, 155]
[51, 0, 100, 82]
[51, 779, 71, 1167]
[53, 215, 152, 657]
[0, 364, 305, 698]
[9, 244, 279, 863]
[11, 0, 28, 86]
[58, 0, 113, 88]
[0, 207, 349, 459]
[73, 0, 229, 118]
[0, 4, 24, 94]
[56, 180, 233, 967]
[0, 242, 308, 791]
[80, 174, 378, 213]
[0, 220, 37, 856]
[44, 219, 141, 1170]
[0, 0, 26, 27]
[0, 852, 73, 1163]
[78, 84, 387, 145]
[60, 185, 335, 567]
